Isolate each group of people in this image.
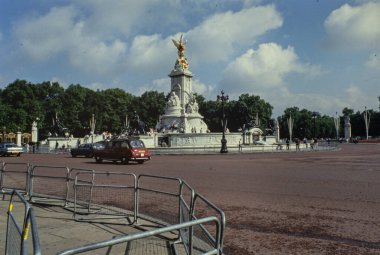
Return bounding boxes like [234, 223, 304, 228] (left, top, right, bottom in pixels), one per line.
[23, 142, 39, 153]
[280, 137, 319, 151]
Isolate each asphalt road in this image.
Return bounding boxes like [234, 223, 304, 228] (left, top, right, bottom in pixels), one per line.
[2, 143, 380, 254]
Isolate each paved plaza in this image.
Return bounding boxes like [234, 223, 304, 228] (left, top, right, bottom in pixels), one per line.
[1, 143, 380, 254]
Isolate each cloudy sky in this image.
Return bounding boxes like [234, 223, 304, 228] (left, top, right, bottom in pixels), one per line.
[1, 0, 379, 117]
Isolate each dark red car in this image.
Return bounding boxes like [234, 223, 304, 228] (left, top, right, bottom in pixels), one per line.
[93, 138, 150, 164]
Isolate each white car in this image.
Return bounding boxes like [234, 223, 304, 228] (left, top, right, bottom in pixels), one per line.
[0, 143, 23, 156]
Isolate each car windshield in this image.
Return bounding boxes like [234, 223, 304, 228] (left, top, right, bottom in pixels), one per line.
[129, 140, 145, 148]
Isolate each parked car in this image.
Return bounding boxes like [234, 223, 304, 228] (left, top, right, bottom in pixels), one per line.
[93, 138, 150, 164]
[0, 142, 23, 157]
[70, 141, 106, 158]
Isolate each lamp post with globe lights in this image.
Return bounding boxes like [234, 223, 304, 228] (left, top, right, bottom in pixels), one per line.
[217, 90, 229, 153]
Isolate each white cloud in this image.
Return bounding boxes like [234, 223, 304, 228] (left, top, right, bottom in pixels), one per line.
[74, 0, 186, 38]
[13, 4, 128, 74]
[69, 39, 127, 74]
[135, 77, 170, 95]
[128, 34, 175, 71]
[125, 5, 283, 79]
[187, 5, 283, 64]
[344, 84, 369, 109]
[221, 43, 320, 92]
[14, 6, 79, 61]
[254, 84, 374, 117]
[192, 79, 216, 98]
[324, 2, 380, 49]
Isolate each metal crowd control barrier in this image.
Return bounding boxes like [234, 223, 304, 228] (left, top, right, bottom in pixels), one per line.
[137, 174, 182, 229]
[1, 163, 30, 198]
[177, 180, 195, 254]
[6, 190, 41, 255]
[67, 168, 96, 206]
[29, 165, 70, 206]
[73, 171, 136, 225]
[56, 216, 221, 255]
[190, 193, 226, 254]
[2, 164, 226, 255]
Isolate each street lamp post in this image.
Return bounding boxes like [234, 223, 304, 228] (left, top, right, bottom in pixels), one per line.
[363, 106, 371, 140]
[287, 115, 294, 142]
[217, 90, 229, 153]
[334, 112, 340, 140]
[312, 112, 317, 138]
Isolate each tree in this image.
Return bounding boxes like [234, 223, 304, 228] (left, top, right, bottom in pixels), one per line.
[1, 80, 41, 131]
[228, 94, 273, 132]
[200, 100, 220, 131]
[61, 84, 90, 136]
[132, 91, 166, 130]
[97, 88, 134, 134]
[342, 107, 354, 117]
[279, 108, 336, 140]
[34, 81, 65, 137]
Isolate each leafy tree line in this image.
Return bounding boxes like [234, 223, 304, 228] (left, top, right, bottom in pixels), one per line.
[0, 79, 379, 140]
[0, 80, 273, 139]
[0, 80, 165, 138]
[278, 106, 380, 140]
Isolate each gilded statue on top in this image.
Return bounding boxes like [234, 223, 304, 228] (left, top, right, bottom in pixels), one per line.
[172, 34, 189, 70]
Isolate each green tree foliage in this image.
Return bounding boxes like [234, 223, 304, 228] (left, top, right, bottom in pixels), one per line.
[0, 79, 379, 139]
[227, 94, 273, 132]
[97, 88, 133, 133]
[278, 107, 336, 140]
[0, 80, 40, 131]
[340, 107, 380, 138]
[34, 81, 65, 135]
[131, 91, 166, 130]
[196, 93, 273, 132]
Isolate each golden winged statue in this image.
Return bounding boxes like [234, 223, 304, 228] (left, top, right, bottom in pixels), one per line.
[172, 34, 186, 57]
[172, 34, 189, 70]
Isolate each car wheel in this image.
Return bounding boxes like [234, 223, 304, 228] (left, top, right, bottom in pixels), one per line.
[95, 156, 102, 163]
[87, 153, 93, 158]
[137, 160, 144, 164]
[122, 157, 129, 164]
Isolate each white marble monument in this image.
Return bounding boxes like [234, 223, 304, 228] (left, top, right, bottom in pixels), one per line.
[344, 116, 351, 140]
[156, 35, 209, 133]
[31, 121, 38, 143]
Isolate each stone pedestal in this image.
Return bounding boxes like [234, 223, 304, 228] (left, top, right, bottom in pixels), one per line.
[31, 121, 38, 143]
[344, 116, 351, 141]
[156, 63, 208, 133]
[16, 132, 22, 146]
[274, 120, 280, 142]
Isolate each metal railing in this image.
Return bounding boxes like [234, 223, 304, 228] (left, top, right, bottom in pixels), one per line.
[73, 171, 136, 225]
[3, 164, 225, 255]
[6, 190, 41, 255]
[29, 165, 70, 206]
[56, 216, 221, 255]
[1, 163, 31, 198]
